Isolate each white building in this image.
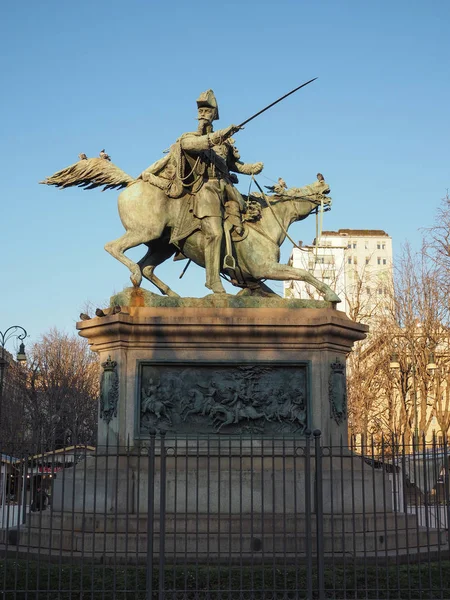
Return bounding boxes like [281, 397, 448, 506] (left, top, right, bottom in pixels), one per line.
[284, 229, 394, 323]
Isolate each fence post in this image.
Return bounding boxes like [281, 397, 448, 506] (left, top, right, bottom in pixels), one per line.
[314, 429, 325, 600]
[146, 434, 156, 600]
[444, 436, 450, 554]
[159, 432, 167, 600]
[304, 430, 313, 600]
[401, 435, 408, 513]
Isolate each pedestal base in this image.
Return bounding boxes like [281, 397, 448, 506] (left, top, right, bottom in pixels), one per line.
[77, 297, 368, 446]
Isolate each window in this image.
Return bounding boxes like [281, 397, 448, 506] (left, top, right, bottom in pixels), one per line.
[348, 257, 352, 264]
[366, 287, 371, 295]
[378, 288, 383, 295]
[314, 255, 335, 266]
[352, 242, 357, 249]
[347, 243, 351, 249]
[377, 257, 381, 265]
[382, 243, 386, 250]
[383, 258, 387, 265]
[377, 243, 381, 250]
[353, 257, 357, 265]
[365, 257, 370, 265]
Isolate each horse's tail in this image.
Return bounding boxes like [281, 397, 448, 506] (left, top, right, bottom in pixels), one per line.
[40, 158, 135, 191]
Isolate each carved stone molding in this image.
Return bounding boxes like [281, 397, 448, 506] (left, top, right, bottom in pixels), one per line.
[329, 359, 346, 425]
[100, 355, 119, 425]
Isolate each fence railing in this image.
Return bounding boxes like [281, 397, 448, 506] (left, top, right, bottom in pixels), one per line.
[0, 432, 449, 599]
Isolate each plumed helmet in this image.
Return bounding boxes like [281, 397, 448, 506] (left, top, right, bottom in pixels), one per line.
[196, 89, 219, 121]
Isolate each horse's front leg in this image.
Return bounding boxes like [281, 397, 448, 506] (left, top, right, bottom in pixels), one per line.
[259, 264, 341, 303]
[183, 409, 196, 419]
[217, 416, 233, 432]
[212, 417, 222, 431]
[104, 230, 154, 287]
[164, 409, 173, 425]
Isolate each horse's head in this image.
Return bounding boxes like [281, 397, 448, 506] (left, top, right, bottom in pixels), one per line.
[283, 179, 332, 208]
[244, 177, 332, 229]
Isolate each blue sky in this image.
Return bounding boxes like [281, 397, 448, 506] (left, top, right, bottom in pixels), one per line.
[1, 0, 449, 348]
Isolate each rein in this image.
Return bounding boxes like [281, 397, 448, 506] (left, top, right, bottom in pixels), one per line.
[251, 176, 324, 252]
[315, 196, 325, 258]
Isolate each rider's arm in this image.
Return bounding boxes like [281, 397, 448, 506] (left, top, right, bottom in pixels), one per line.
[229, 159, 264, 176]
[180, 125, 240, 153]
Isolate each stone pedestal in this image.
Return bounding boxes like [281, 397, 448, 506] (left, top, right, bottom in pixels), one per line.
[76, 294, 368, 448]
[46, 290, 412, 552]
[35, 297, 445, 558]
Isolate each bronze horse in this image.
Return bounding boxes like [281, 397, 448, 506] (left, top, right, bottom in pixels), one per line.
[41, 159, 340, 301]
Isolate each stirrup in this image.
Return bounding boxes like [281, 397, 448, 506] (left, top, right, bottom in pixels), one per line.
[223, 223, 236, 270]
[223, 254, 236, 270]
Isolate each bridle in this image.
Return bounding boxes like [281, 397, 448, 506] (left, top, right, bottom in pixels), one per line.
[250, 176, 330, 252]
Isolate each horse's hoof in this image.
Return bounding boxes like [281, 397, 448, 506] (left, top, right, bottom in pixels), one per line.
[205, 282, 226, 294]
[165, 289, 181, 298]
[130, 273, 142, 287]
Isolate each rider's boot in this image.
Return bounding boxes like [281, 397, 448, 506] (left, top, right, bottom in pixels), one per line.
[224, 196, 245, 238]
[203, 217, 226, 294]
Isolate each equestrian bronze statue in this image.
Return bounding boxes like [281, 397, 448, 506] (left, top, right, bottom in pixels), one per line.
[41, 84, 340, 303]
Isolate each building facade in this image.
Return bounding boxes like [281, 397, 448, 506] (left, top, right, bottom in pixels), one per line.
[284, 229, 394, 323]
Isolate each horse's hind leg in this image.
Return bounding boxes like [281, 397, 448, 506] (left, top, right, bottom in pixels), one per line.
[216, 416, 234, 432]
[138, 243, 180, 297]
[104, 231, 151, 287]
[260, 263, 341, 303]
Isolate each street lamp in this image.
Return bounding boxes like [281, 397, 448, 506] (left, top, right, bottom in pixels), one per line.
[0, 326, 28, 427]
[426, 351, 437, 374]
[389, 344, 436, 450]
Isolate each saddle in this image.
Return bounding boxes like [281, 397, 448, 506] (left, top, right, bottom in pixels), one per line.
[170, 196, 202, 247]
[170, 196, 251, 246]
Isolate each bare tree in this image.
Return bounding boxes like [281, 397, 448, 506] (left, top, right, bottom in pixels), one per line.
[0, 354, 28, 453]
[348, 235, 450, 444]
[423, 192, 450, 287]
[347, 336, 386, 440]
[419, 192, 450, 438]
[24, 329, 99, 451]
[428, 365, 450, 439]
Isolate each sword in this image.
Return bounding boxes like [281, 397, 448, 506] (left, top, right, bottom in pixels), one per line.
[237, 77, 318, 128]
[179, 259, 191, 279]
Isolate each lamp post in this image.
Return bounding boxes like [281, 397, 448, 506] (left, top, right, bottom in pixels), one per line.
[0, 326, 28, 431]
[389, 340, 435, 450]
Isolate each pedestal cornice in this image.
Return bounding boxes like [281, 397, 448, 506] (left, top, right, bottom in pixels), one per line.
[77, 306, 368, 353]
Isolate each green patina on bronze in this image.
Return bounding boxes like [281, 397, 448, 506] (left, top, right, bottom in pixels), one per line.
[110, 287, 333, 310]
[138, 362, 308, 436]
[41, 88, 340, 303]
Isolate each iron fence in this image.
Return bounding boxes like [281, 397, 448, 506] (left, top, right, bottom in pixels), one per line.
[0, 432, 449, 599]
